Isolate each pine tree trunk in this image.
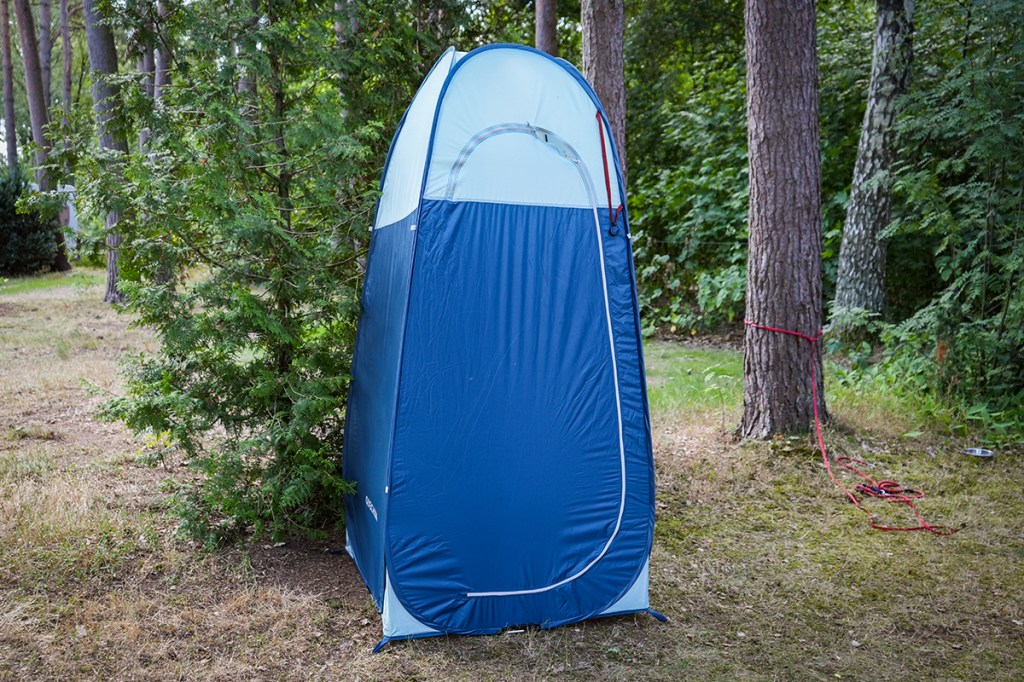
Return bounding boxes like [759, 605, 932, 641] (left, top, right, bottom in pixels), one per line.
[582, 0, 626, 184]
[13, 0, 71, 271]
[83, 0, 129, 303]
[1, 0, 16, 170]
[536, 0, 559, 57]
[832, 0, 915, 335]
[741, 0, 825, 439]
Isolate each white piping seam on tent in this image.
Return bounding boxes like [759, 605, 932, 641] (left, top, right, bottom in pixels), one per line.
[462, 123, 626, 598]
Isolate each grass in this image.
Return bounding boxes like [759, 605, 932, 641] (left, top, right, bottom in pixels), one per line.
[1, 274, 1022, 680]
[0, 268, 103, 296]
[644, 342, 743, 419]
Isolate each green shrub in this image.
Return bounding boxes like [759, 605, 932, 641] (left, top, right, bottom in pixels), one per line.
[879, 0, 1024, 430]
[93, 0, 391, 545]
[0, 169, 56, 276]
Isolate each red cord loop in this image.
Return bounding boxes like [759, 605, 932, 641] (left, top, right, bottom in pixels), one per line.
[596, 111, 621, 234]
[743, 319, 956, 536]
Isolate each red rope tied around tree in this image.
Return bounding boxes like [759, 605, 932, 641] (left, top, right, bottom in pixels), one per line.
[595, 111, 624, 233]
[743, 319, 956, 536]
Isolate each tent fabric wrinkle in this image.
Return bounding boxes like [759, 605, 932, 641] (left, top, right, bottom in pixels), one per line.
[342, 44, 656, 649]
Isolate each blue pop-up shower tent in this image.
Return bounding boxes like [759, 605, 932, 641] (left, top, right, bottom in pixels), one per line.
[343, 44, 657, 650]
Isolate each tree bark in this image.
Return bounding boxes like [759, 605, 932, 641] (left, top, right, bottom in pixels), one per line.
[138, 20, 154, 149]
[536, 0, 559, 57]
[582, 0, 626, 184]
[149, 0, 175, 288]
[39, 0, 51, 108]
[1, 0, 16, 170]
[154, 1, 170, 102]
[334, 0, 360, 113]
[832, 0, 915, 335]
[235, 0, 258, 102]
[83, 0, 129, 303]
[741, 0, 825, 439]
[58, 0, 72, 242]
[13, 0, 71, 271]
[60, 0, 70, 111]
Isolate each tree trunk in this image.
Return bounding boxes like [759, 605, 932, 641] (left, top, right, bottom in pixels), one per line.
[1, 0, 16, 170]
[536, 0, 559, 57]
[334, 0, 358, 100]
[60, 0, 70, 111]
[83, 0, 129, 303]
[13, 0, 71, 271]
[58, 0, 72, 241]
[149, 0, 175, 288]
[235, 0, 258, 102]
[154, 1, 170, 102]
[138, 24, 154, 149]
[832, 0, 915, 335]
[741, 0, 825, 439]
[39, 0, 51, 108]
[582, 0, 626, 184]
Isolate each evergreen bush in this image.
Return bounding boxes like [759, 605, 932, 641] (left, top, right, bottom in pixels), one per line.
[0, 169, 56, 276]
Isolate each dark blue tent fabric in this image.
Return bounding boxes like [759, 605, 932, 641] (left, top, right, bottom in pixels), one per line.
[386, 200, 652, 632]
[343, 210, 418, 607]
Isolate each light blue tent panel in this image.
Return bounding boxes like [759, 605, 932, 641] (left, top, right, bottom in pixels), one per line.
[343, 44, 660, 651]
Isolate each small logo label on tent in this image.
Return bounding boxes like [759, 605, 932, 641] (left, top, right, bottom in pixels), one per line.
[365, 495, 378, 521]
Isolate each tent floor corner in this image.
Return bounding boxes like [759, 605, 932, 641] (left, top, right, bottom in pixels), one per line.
[369, 558, 655, 653]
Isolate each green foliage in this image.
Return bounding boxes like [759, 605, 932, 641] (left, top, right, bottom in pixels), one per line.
[880, 0, 1024, 423]
[0, 168, 57, 276]
[68, 0, 543, 545]
[626, 1, 870, 332]
[92, 0, 412, 545]
[817, 0, 874, 301]
[630, 61, 748, 331]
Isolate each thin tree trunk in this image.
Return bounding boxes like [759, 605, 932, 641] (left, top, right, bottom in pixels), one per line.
[75, 42, 86, 102]
[58, 0, 72, 244]
[582, 0, 627, 185]
[333, 0, 359, 101]
[83, 0, 129, 303]
[235, 0, 258, 102]
[832, 0, 915, 335]
[536, 0, 559, 57]
[39, 0, 51, 108]
[13, 0, 71, 271]
[150, 0, 174, 288]
[1, 0, 16, 170]
[138, 25, 154, 149]
[334, 0, 364, 272]
[741, 0, 825, 439]
[154, 1, 169, 102]
[60, 0, 70, 111]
